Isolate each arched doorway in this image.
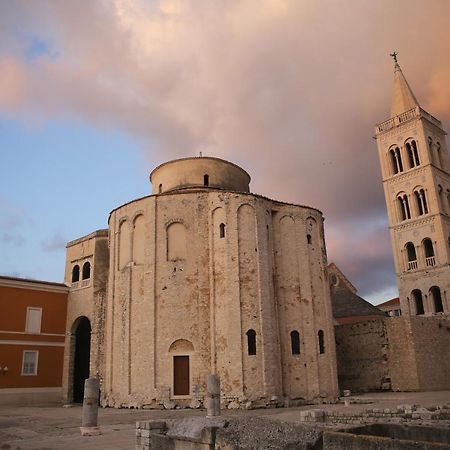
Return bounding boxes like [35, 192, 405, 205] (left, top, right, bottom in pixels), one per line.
[72, 316, 91, 403]
[169, 339, 194, 397]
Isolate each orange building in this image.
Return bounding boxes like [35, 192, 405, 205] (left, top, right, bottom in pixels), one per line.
[0, 276, 68, 405]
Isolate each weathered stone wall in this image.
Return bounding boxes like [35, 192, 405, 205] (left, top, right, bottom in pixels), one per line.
[388, 316, 450, 391]
[335, 319, 389, 393]
[101, 186, 338, 408]
[386, 317, 420, 391]
[335, 316, 450, 394]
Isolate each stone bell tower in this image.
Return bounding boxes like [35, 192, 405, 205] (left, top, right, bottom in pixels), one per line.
[375, 54, 450, 316]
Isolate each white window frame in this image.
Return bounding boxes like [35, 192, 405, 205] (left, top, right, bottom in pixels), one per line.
[21, 350, 39, 376]
[25, 307, 42, 334]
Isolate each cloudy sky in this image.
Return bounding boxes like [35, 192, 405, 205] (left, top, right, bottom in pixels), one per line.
[1, 0, 450, 304]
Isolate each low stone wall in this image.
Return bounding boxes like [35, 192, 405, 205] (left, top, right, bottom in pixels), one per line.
[323, 430, 450, 450]
[299, 403, 450, 425]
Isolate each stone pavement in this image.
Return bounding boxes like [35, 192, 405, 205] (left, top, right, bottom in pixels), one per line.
[1, 391, 450, 450]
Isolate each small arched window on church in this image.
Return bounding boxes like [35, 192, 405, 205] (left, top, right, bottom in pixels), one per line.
[414, 188, 428, 216]
[307, 234, 312, 244]
[412, 289, 424, 315]
[219, 223, 225, 238]
[405, 242, 417, 270]
[430, 286, 444, 313]
[159, 184, 162, 194]
[290, 331, 300, 355]
[204, 174, 209, 187]
[72, 265, 80, 283]
[318, 330, 325, 354]
[246, 329, 256, 356]
[423, 238, 435, 267]
[82, 262, 91, 280]
[406, 139, 420, 168]
[397, 193, 411, 221]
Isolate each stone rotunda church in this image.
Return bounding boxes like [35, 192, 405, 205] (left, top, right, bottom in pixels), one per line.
[62, 156, 338, 408]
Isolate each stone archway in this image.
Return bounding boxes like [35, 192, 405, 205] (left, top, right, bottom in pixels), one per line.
[72, 316, 91, 403]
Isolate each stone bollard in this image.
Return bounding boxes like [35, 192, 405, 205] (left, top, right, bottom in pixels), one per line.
[80, 377, 101, 436]
[206, 374, 221, 417]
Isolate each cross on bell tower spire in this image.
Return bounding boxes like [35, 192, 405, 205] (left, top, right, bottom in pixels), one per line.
[390, 51, 398, 64]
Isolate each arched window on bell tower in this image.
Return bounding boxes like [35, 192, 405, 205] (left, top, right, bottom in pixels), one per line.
[389, 146, 403, 175]
[405, 139, 420, 168]
[414, 188, 428, 216]
[405, 242, 417, 271]
[397, 193, 411, 221]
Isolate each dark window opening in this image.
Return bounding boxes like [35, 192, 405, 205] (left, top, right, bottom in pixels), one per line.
[413, 290, 424, 315]
[290, 330, 300, 355]
[82, 262, 91, 280]
[246, 329, 256, 355]
[396, 147, 403, 172]
[436, 142, 443, 168]
[307, 234, 312, 244]
[159, 184, 162, 194]
[204, 174, 209, 186]
[318, 330, 325, 354]
[430, 286, 444, 313]
[406, 242, 417, 262]
[219, 223, 225, 238]
[390, 149, 398, 175]
[423, 238, 434, 258]
[412, 140, 420, 166]
[72, 265, 80, 283]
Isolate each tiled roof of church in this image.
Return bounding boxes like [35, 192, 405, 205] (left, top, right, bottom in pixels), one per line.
[331, 285, 386, 323]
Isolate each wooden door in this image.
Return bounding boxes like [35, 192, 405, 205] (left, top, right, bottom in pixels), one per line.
[173, 355, 189, 395]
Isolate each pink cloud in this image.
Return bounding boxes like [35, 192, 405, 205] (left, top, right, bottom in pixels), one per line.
[1, 0, 449, 300]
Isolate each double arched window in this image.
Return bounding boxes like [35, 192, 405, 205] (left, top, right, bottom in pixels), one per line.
[405, 139, 420, 168]
[396, 187, 431, 222]
[389, 147, 403, 175]
[397, 193, 411, 221]
[71, 261, 91, 288]
[404, 238, 436, 271]
[414, 188, 428, 216]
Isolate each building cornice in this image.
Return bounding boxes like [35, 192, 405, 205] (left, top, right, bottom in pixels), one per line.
[0, 276, 69, 294]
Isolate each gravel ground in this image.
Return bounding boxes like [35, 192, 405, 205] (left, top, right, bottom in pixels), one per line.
[215, 416, 323, 450]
